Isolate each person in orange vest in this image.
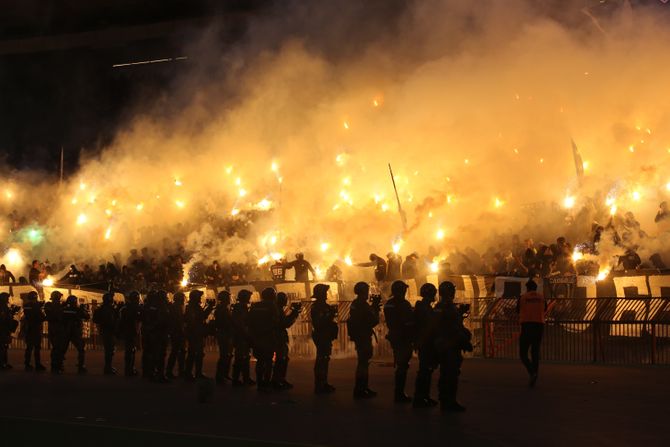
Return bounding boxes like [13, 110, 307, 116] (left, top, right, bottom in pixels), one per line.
[517, 279, 546, 388]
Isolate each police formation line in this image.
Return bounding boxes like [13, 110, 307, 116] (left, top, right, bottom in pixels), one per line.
[0, 279, 491, 412]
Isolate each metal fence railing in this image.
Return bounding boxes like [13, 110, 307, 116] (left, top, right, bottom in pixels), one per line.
[479, 297, 670, 365]
[7, 296, 670, 364]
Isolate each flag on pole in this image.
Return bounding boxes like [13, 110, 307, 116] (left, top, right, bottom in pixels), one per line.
[571, 139, 584, 185]
[388, 163, 408, 233]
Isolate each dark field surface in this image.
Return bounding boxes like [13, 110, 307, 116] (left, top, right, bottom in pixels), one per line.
[1, 350, 667, 446]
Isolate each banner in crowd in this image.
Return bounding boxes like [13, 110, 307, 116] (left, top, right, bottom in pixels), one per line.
[3, 272, 670, 305]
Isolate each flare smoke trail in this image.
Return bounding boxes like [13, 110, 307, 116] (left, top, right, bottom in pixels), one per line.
[2, 1, 670, 277]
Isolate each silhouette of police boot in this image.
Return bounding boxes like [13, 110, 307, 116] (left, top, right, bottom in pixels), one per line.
[354, 388, 377, 400]
[394, 393, 412, 404]
[273, 380, 294, 390]
[183, 373, 196, 382]
[315, 384, 336, 394]
[413, 397, 438, 408]
[441, 401, 466, 412]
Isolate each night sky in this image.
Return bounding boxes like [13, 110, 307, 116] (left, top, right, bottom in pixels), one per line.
[0, 0, 264, 172]
[0, 0, 665, 173]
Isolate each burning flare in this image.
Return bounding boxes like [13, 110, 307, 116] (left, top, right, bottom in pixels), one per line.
[596, 268, 610, 282]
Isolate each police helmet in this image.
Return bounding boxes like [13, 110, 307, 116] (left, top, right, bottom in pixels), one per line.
[157, 290, 169, 303]
[0, 292, 9, 304]
[217, 290, 231, 304]
[353, 281, 369, 296]
[102, 292, 114, 304]
[438, 281, 456, 299]
[419, 283, 437, 299]
[50, 290, 63, 302]
[311, 283, 330, 299]
[65, 295, 78, 306]
[173, 291, 185, 304]
[260, 287, 276, 302]
[189, 289, 204, 303]
[237, 289, 252, 303]
[276, 292, 288, 308]
[145, 290, 158, 305]
[391, 280, 409, 297]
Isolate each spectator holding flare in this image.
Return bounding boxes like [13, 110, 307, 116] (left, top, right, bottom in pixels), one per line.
[517, 279, 547, 388]
[284, 253, 316, 282]
[358, 254, 387, 283]
[0, 264, 16, 283]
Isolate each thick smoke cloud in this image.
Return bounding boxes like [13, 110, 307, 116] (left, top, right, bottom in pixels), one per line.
[3, 0, 670, 277]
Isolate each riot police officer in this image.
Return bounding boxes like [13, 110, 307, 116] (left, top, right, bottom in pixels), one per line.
[433, 281, 467, 412]
[347, 282, 381, 399]
[214, 290, 233, 385]
[231, 289, 255, 386]
[271, 291, 300, 390]
[413, 283, 439, 408]
[140, 291, 156, 379]
[93, 292, 118, 374]
[118, 291, 142, 377]
[248, 288, 280, 392]
[0, 292, 19, 370]
[311, 283, 338, 394]
[142, 290, 170, 382]
[21, 291, 46, 372]
[383, 280, 415, 403]
[166, 291, 186, 379]
[184, 290, 214, 381]
[44, 290, 65, 374]
[62, 295, 90, 373]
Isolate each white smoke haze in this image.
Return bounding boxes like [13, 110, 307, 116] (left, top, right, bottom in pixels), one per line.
[3, 1, 670, 277]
